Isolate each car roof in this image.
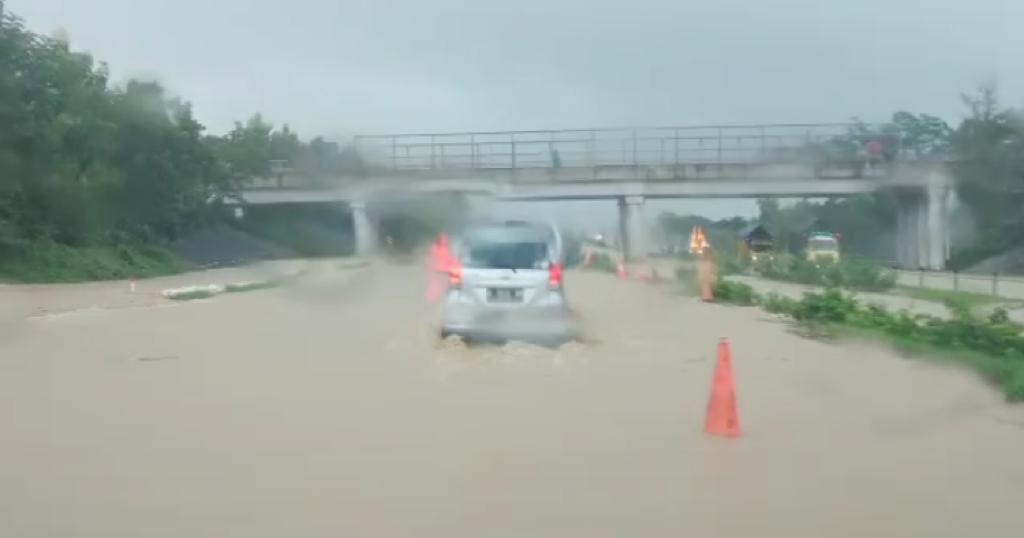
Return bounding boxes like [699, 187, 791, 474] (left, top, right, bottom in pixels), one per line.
[466, 224, 552, 242]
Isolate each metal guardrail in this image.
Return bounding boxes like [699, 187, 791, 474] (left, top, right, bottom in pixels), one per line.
[352, 124, 864, 172]
[896, 269, 1024, 300]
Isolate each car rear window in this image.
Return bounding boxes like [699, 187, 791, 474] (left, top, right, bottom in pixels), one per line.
[463, 241, 550, 269]
[809, 237, 837, 250]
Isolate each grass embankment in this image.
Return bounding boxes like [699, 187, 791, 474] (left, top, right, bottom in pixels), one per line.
[0, 206, 357, 284]
[0, 242, 188, 283]
[895, 285, 1004, 309]
[703, 276, 1024, 401]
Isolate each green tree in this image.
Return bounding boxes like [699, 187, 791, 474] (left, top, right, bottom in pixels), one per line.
[946, 85, 1024, 266]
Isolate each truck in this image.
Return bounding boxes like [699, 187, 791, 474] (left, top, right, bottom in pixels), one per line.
[806, 232, 840, 264]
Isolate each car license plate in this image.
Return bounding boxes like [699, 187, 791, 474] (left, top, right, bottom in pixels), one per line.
[488, 288, 523, 303]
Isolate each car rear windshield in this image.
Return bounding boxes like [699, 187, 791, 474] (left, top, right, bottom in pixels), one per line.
[809, 237, 837, 250]
[463, 241, 550, 269]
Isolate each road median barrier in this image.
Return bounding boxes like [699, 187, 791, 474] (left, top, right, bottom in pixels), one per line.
[161, 259, 367, 301]
[224, 280, 278, 293]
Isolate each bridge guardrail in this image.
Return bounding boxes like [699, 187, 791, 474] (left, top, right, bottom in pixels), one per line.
[353, 124, 869, 172]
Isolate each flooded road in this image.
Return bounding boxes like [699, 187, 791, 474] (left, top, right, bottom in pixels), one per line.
[2, 260, 1024, 537]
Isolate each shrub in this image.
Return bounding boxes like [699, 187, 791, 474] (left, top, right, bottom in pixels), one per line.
[762, 292, 797, 314]
[791, 288, 858, 323]
[710, 279, 1024, 401]
[713, 279, 759, 306]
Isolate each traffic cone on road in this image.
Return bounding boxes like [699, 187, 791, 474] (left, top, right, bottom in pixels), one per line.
[704, 338, 741, 437]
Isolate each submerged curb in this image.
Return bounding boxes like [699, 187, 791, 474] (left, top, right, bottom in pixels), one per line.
[161, 284, 226, 301]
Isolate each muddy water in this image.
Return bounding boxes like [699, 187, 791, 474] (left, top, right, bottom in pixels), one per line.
[2, 262, 1023, 537]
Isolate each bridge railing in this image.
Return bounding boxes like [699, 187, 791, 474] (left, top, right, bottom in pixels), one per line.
[353, 124, 863, 172]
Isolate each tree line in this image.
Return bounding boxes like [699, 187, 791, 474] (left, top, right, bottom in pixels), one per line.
[0, 5, 355, 262]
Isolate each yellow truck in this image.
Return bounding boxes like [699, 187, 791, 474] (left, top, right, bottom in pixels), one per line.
[806, 232, 840, 264]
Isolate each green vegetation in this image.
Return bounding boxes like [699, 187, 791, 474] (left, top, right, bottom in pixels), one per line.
[711, 278, 758, 305]
[895, 285, 1004, 310]
[0, 6, 362, 282]
[754, 255, 897, 291]
[0, 242, 186, 283]
[757, 90, 1024, 269]
[712, 280, 1024, 401]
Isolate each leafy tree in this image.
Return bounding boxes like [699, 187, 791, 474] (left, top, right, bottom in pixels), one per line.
[947, 85, 1024, 266]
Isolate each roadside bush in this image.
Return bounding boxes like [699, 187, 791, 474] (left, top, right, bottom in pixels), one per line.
[712, 279, 759, 306]
[762, 292, 797, 315]
[790, 288, 858, 323]
[711, 278, 1024, 401]
[0, 241, 186, 283]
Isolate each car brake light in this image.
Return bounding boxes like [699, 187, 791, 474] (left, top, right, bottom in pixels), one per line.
[548, 262, 563, 290]
[448, 265, 462, 288]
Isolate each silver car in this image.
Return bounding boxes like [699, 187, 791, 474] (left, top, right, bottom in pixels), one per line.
[441, 222, 576, 344]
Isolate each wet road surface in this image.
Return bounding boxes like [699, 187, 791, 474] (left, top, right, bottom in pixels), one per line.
[2, 260, 1024, 537]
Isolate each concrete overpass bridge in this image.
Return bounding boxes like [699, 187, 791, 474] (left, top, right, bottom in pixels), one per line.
[234, 124, 952, 269]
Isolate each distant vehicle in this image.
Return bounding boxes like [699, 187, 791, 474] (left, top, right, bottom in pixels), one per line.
[738, 223, 775, 263]
[806, 232, 841, 263]
[441, 221, 575, 345]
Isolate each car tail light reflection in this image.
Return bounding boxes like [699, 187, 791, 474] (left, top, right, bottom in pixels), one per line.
[548, 262, 563, 290]
[448, 264, 462, 288]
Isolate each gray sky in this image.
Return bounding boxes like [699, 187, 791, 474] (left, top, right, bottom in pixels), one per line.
[11, 0, 1024, 139]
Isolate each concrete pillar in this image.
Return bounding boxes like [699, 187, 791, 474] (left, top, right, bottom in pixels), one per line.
[895, 192, 923, 269]
[350, 200, 376, 256]
[925, 180, 950, 271]
[895, 199, 909, 268]
[618, 195, 646, 261]
[915, 196, 930, 270]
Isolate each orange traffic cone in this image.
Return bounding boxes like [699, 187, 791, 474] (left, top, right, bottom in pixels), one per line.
[705, 338, 741, 437]
[616, 260, 627, 280]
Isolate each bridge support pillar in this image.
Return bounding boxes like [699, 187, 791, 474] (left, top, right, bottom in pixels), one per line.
[618, 195, 646, 261]
[926, 179, 951, 271]
[350, 200, 377, 256]
[894, 176, 949, 270]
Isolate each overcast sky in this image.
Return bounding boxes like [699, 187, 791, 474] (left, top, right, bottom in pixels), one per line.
[10, 0, 1024, 140]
